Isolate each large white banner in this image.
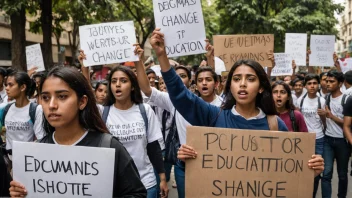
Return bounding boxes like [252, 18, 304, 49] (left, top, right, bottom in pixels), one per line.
[26, 44, 45, 72]
[153, 0, 206, 57]
[13, 141, 115, 198]
[309, 35, 335, 67]
[285, 33, 307, 66]
[271, 53, 292, 76]
[79, 21, 139, 66]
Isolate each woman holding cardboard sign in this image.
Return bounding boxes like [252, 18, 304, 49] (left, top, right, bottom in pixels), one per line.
[9, 67, 147, 197]
[149, 28, 324, 177]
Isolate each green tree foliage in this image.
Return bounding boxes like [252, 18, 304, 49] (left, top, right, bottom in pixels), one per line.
[217, 0, 344, 52]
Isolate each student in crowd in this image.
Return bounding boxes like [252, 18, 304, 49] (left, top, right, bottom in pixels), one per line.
[195, 66, 223, 106]
[272, 81, 308, 132]
[319, 72, 329, 98]
[102, 65, 168, 198]
[296, 74, 326, 197]
[1, 71, 45, 157]
[343, 96, 352, 176]
[134, 45, 191, 198]
[343, 70, 352, 95]
[158, 77, 167, 92]
[292, 77, 306, 107]
[0, 68, 8, 103]
[149, 28, 324, 178]
[9, 66, 147, 197]
[94, 80, 108, 105]
[146, 69, 158, 88]
[321, 70, 350, 198]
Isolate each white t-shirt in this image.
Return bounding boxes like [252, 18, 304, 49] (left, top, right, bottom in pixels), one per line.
[0, 88, 8, 104]
[210, 95, 223, 107]
[297, 96, 326, 139]
[325, 94, 349, 138]
[3, 103, 45, 150]
[148, 87, 191, 145]
[102, 104, 163, 189]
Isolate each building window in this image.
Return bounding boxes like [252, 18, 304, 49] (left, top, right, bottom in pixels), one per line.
[344, 41, 347, 50]
[349, 28, 351, 36]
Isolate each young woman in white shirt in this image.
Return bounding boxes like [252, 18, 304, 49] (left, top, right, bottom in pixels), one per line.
[103, 64, 168, 198]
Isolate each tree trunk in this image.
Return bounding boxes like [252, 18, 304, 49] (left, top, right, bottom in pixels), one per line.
[10, 8, 26, 71]
[40, 0, 53, 69]
[68, 23, 79, 65]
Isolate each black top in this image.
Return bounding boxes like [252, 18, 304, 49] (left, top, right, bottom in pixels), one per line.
[343, 97, 352, 117]
[40, 131, 147, 198]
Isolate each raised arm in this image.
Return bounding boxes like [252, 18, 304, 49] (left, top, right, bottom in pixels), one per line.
[205, 39, 215, 70]
[149, 28, 220, 126]
[134, 44, 152, 97]
[333, 52, 342, 72]
[266, 50, 275, 78]
[78, 50, 90, 86]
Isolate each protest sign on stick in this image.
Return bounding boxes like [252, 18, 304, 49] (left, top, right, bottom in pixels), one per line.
[285, 33, 307, 66]
[79, 21, 139, 66]
[153, 0, 206, 57]
[309, 35, 335, 67]
[213, 34, 274, 71]
[271, 53, 292, 76]
[13, 141, 115, 198]
[186, 126, 316, 198]
[26, 44, 45, 72]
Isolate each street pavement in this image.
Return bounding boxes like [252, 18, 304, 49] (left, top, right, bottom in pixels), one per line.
[167, 162, 352, 198]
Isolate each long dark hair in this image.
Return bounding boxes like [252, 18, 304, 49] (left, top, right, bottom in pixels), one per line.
[272, 81, 295, 111]
[39, 66, 109, 135]
[7, 71, 36, 98]
[105, 66, 143, 106]
[222, 59, 277, 115]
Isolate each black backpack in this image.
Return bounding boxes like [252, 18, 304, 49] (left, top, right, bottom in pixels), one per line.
[1, 102, 38, 127]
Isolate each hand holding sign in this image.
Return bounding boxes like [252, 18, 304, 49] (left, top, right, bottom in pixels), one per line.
[9, 180, 27, 197]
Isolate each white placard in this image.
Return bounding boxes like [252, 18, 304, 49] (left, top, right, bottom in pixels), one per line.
[26, 44, 45, 72]
[13, 141, 115, 198]
[271, 53, 292, 76]
[285, 33, 307, 66]
[339, 58, 352, 73]
[79, 21, 139, 67]
[309, 35, 335, 66]
[153, 0, 206, 57]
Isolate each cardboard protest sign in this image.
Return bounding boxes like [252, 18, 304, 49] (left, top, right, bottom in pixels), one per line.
[339, 58, 352, 73]
[79, 21, 139, 66]
[186, 126, 316, 198]
[213, 34, 274, 71]
[153, 0, 206, 57]
[26, 44, 45, 72]
[285, 33, 307, 66]
[271, 53, 292, 76]
[13, 141, 115, 198]
[309, 35, 335, 67]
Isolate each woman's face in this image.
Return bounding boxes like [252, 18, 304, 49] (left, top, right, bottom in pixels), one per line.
[272, 85, 288, 109]
[176, 68, 190, 88]
[110, 71, 132, 103]
[40, 77, 87, 129]
[95, 84, 107, 104]
[5, 76, 23, 99]
[230, 65, 262, 106]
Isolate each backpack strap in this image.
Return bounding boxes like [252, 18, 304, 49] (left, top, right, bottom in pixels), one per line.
[341, 94, 348, 107]
[1, 103, 14, 126]
[267, 115, 278, 131]
[99, 133, 112, 148]
[325, 93, 331, 108]
[317, 97, 322, 109]
[300, 93, 308, 109]
[29, 103, 38, 124]
[161, 110, 170, 141]
[102, 106, 110, 123]
[289, 110, 298, 132]
[138, 103, 149, 140]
